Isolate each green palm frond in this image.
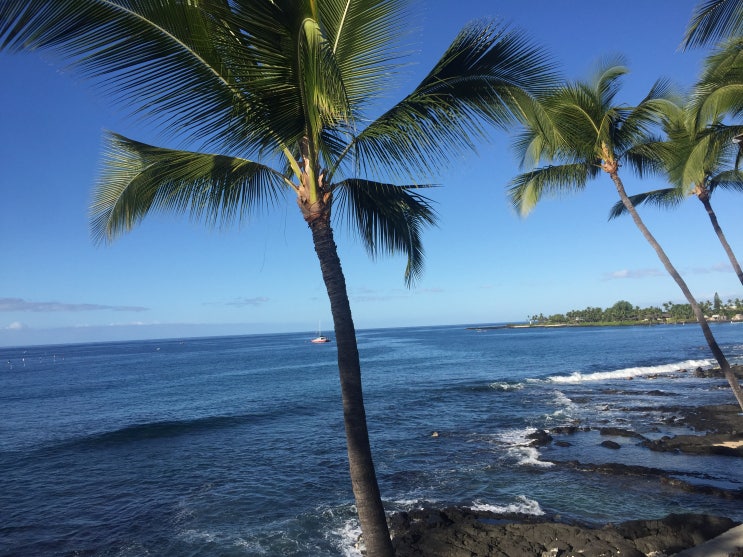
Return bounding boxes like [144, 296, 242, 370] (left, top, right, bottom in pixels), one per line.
[510, 94, 564, 167]
[345, 19, 557, 180]
[623, 137, 671, 179]
[320, 0, 412, 110]
[508, 162, 596, 216]
[91, 132, 290, 244]
[608, 188, 686, 220]
[683, 0, 743, 49]
[333, 179, 437, 286]
[710, 168, 743, 192]
[618, 79, 680, 152]
[591, 60, 629, 107]
[0, 0, 262, 150]
[688, 38, 743, 129]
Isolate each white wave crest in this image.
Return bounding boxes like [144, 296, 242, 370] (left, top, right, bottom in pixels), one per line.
[470, 495, 545, 516]
[489, 381, 524, 391]
[508, 445, 554, 468]
[548, 359, 712, 383]
[494, 428, 555, 468]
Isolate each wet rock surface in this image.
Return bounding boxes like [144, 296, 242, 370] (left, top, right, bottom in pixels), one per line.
[389, 507, 738, 557]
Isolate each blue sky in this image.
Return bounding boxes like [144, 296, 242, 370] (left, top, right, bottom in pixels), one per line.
[1, 0, 741, 347]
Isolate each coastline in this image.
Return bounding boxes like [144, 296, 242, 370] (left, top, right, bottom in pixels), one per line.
[466, 320, 740, 331]
[390, 400, 743, 556]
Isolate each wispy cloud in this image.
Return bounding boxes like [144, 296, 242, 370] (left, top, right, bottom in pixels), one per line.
[688, 262, 732, 274]
[604, 262, 733, 281]
[0, 297, 149, 313]
[603, 269, 664, 280]
[221, 297, 270, 307]
[349, 286, 442, 303]
[5, 321, 28, 330]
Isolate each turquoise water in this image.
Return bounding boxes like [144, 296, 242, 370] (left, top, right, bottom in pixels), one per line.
[1, 323, 742, 556]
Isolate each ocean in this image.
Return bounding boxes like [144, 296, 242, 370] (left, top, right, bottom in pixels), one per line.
[2, 323, 742, 556]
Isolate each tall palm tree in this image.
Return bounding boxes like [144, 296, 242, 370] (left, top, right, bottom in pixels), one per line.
[683, 0, 743, 49]
[609, 105, 743, 286]
[0, 1, 556, 553]
[508, 60, 743, 410]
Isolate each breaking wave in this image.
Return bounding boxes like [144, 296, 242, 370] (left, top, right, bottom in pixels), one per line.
[547, 359, 712, 384]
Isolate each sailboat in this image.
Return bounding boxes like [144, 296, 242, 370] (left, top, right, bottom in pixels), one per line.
[311, 321, 331, 344]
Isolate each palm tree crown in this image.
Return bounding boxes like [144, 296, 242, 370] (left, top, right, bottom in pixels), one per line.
[509, 60, 674, 214]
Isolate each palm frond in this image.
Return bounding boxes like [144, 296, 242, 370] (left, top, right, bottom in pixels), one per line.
[615, 80, 680, 157]
[296, 14, 352, 161]
[319, 0, 413, 110]
[710, 168, 743, 192]
[591, 59, 629, 107]
[688, 38, 743, 128]
[622, 137, 671, 178]
[507, 162, 595, 216]
[344, 19, 558, 180]
[608, 188, 686, 220]
[333, 179, 437, 286]
[91, 132, 290, 244]
[0, 0, 266, 150]
[510, 94, 564, 167]
[683, 0, 743, 49]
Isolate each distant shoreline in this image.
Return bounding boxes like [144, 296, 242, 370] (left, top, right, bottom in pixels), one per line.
[465, 320, 743, 331]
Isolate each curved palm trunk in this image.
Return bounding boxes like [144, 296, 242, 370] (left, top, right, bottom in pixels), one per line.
[697, 195, 743, 286]
[305, 209, 394, 557]
[611, 173, 743, 410]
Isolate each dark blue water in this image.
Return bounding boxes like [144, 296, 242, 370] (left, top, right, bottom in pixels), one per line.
[2, 324, 742, 556]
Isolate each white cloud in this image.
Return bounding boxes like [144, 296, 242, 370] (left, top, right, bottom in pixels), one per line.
[5, 321, 28, 330]
[0, 297, 148, 313]
[603, 268, 664, 280]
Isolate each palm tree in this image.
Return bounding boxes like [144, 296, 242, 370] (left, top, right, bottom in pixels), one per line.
[608, 106, 743, 286]
[508, 60, 743, 410]
[683, 0, 743, 49]
[0, 1, 556, 553]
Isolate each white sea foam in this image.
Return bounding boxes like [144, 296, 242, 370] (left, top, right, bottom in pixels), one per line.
[470, 495, 545, 516]
[552, 390, 573, 406]
[495, 428, 554, 468]
[547, 359, 712, 383]
[333, 520, 363, 557]
[392, 497, 442, 509]
[508, 445, 554, 468]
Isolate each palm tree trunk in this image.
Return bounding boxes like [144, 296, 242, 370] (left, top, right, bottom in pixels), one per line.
[611, 173, 743, 411]
[698, 195, 743, 286]
[307, 212, 394, 557]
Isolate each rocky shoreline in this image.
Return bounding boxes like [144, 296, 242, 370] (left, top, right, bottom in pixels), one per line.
[390, 508, 737, 557]
[388, 402, 743, 556]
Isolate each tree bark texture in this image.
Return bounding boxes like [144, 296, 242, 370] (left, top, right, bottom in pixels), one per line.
[305, 211, 395, 557]
[611, 172, 743, 410]
[698, 195, 743, 286]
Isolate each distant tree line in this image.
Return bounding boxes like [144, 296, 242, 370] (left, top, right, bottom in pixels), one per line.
[530, 294, 743, 325]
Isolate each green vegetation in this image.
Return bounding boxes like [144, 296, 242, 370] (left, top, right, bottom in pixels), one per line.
[529, 295, 743, 326]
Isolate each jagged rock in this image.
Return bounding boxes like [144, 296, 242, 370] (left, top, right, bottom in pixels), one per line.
[389, 508, 738, 557]
[599, 427, 646, 439]
[527, 429, 553, 446]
